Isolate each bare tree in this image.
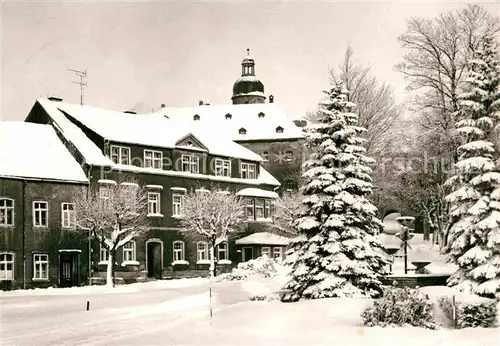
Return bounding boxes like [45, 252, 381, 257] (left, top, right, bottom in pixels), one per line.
[328, 47, 401, 157]
[73, 179, 149, 286]
[178, 189, 246, 278]
[271, 190, 303, 236]
[396, 4, 499, 157]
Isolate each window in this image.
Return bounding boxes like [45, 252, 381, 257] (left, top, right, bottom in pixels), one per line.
[258, 112, 265, 118]
[172, 194, 184, 217]
[273, 247, 283, 260]
[256, 199, 265, 219]
[261, 247, 270, 258]
[215, 159, 231, 177]
[148, 192, 161, 215]
[264, 200, 271, 219]
[122, 241, 136, 262]
[33, 254, 49, 280]
[0, 253, 14, 280]
[181, 155, 199, 174]
[33, 201, 48, 227]
[246, 199, 254, 220]
[144, 150, 163, 169]
[173, 241, 185, 261]
[110, 145, 130, 165]
[61, 203, 75, 228]
[186, 140, 193, 146]
[261, 151, 269, 161]
[217, 242, 228, 261]
[241, 163, 256, 179]
[0, 198, 14, 226]
[239, 127, 247, 135]
[100, 244, 109, 262]
[197, 242, 209, 261]
[285, 151, 293, 162]
[276, 126, 284, 133]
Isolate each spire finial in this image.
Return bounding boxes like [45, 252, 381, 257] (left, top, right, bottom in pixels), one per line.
[246, 48, 250, 56]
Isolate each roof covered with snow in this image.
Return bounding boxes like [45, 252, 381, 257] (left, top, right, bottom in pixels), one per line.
[235, 232, 291, 246]
[36, 99, 113, 166]
[42, 99, 262, 162]
[236, 187, 279, 199]
[155, 103, 305, 141]
[0, 122, 89, 183]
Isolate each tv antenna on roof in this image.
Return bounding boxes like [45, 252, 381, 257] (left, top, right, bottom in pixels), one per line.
[68, 68, 87, 105]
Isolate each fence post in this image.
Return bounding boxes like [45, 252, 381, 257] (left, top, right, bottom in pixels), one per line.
[209, 287, 213, 323]
[452, 295, 456, 329]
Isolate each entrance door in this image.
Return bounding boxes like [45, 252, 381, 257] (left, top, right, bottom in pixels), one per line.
[147, 242, 162, 279]
[59, 253, 78, 287]
[242, 247, 254, 262]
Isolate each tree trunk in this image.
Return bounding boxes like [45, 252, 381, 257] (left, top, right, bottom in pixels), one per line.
[106, 252, 114, 287]
[209, 245, 215, 279]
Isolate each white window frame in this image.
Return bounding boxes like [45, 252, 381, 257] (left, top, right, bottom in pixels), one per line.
[246, 198, 255, 220]
[261, 151, 269, 161]
[0, 253, 14, 280]
[61, 203, 76, 229]
[147, 192, 161, 215]
[217, 242, 228, 261]
[261, 246, 271, 258]
[33, 201, 48, 228]
[33, 254, 49, 280]
[285, 150, 293, 162]
[181, 154, 199, 174]
[110, 145, 131, 165]
[196, 241, 209, 262]
[99, 244, 109, 263]
[172, 194, 184, 217]
[0, 198, 14, 226]
[255, 199, 265, 219]
[123, 241, 136, 262]
[214, 158, 231, 177]
[173, 241, 185, 261]
[144, 149, 163, 169]
[273, 247, 283, 260]
[264, 200, 271, 219]
[241, 163, 256, 179]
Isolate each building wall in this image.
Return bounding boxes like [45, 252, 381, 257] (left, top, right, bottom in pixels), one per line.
[236, 139, 305, 192]
[0, 178, 89, 289]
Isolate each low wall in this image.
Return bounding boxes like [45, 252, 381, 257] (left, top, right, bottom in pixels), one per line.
[382, 274, 450, 288]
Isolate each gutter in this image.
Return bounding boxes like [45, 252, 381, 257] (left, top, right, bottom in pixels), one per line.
[85, 163, 93, 285]
[21, 180, 27, 289]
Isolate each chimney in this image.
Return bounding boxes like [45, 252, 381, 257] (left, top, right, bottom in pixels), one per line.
[48, 96, 63, 102]
[199, 100, 204, 106]
[269, 95, 274, 103]
[123, 110, 137, 114]
[161, 104, 166, 108]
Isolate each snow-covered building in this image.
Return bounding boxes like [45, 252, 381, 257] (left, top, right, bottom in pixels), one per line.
[18, 95, 287, 284]
[0, 122, 90, 290]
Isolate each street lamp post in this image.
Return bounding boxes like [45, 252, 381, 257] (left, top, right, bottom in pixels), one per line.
[396, 216, 415, 275]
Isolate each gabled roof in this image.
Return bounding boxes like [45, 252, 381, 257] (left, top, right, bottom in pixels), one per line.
[36, 99, 113, 166]
[154, 103, 305, 141]
[43, 99, 262, 162]
[0, 122, 88, 183]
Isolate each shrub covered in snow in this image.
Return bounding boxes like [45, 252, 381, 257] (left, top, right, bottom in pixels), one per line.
[215, 256, 282, 282]
[362, 286, 438, 329]
[438, 294, 497, 328]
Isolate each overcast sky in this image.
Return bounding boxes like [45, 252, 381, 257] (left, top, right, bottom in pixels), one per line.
[1, 0, 498, 121]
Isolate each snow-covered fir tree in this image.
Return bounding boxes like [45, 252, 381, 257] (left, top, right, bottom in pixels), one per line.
[444, 37, 500, 299]
[282, 83, 389, 300]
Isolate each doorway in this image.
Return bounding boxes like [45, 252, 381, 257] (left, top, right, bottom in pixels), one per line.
[58, 251, 80, 287]
[146, 240, 163, 279]
[242, 247, 254, 262]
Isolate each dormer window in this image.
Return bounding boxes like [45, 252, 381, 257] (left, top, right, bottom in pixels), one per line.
[258, 112, 265, 118]
[275, 126, 284, 134]
[239, 127, 247, 135]
[225, 113, 232, 119]
[193, 114, 200, 121]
